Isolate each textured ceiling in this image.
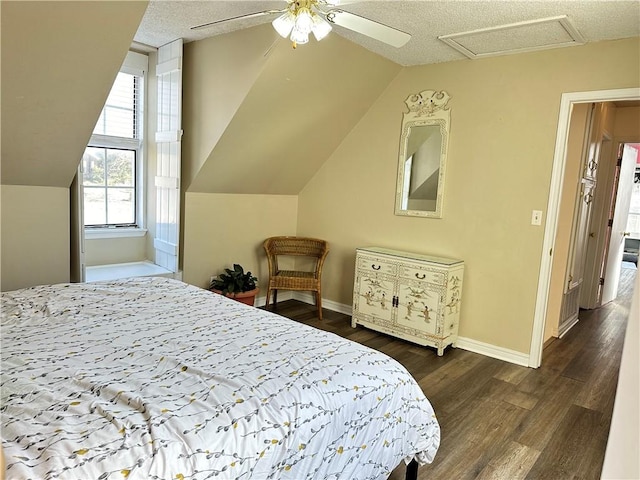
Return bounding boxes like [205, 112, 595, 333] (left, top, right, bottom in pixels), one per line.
[134, 1, 640, 66]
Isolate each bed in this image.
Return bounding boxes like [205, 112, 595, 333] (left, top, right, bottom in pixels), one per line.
[1, 277, 440, 479]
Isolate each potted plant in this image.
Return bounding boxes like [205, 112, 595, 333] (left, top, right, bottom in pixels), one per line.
[209, 264, 259, 306]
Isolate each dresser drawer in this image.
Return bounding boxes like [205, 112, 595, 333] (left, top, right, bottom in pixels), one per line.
[357, 255, 397, 276]
[398, 264, 446, 285]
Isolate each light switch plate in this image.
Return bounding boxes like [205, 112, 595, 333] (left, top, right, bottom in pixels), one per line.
[531, 210, 543, 226]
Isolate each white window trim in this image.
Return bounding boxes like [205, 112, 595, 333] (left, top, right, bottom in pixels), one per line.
[85, 227, 148, 240]
[84, 51, 148, 235]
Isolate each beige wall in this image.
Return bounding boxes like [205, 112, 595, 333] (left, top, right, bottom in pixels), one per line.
[1, 1, 148, 188]
[297, 38, 640, 355]
[614, 105, 640, 137]
[182, 26, 277, 190]
[184, 25, 401, 196]
[182, 193, 298, 290]
[1, 186, 70, 291]
[85, 237, 148, 266]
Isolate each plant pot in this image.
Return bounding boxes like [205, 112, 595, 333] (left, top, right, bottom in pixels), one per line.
[211, 288, 259, 306]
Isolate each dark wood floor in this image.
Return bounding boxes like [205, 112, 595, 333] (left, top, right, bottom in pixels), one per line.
[264, 265, 637, 480]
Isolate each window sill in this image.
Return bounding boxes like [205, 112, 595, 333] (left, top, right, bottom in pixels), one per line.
[85, 228, 147, 240]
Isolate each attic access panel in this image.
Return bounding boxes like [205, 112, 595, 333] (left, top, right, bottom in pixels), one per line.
[438, 15, 586, 60]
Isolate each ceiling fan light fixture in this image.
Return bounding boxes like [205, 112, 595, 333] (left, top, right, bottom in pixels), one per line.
[272, 11, 295, 38]
[311, 15, 332, 41]
[273, 3, 327, 47]
[193, 0, 413, 50]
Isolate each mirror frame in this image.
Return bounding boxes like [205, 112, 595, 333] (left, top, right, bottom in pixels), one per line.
[394, 90, 451, 218]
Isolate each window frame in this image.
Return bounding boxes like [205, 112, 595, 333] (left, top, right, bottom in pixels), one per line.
[83, 52, 148, 236]
[83, 145, 138, 228]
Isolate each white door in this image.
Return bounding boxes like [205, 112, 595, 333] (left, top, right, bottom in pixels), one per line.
[565, 103, 599, 310]
[566, 179, 596, 295]
[601, 143, 638, 304]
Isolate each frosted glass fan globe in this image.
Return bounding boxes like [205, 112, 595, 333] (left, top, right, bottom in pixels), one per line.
[272, 11, 295, 38]
[294, 9, 314, 34]
[290, 26, 310, 44]
[312, 15, 332, 41]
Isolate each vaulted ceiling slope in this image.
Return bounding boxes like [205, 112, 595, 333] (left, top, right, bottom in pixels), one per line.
[0, 1, 149, 188]
[185, 24, 401, 195]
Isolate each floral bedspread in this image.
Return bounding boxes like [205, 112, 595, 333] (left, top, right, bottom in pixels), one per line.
[1, 277, 439, 479]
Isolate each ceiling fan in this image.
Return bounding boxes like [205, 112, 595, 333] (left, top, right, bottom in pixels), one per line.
[190, 0, 411, 49]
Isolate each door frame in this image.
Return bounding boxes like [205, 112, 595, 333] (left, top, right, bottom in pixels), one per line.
[529, 87, 640, 368]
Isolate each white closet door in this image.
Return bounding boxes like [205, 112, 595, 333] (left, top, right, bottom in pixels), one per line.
[154, 39, 183, 272]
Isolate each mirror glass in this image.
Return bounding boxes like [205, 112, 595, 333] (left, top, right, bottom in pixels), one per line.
[395, 90, 451, 218]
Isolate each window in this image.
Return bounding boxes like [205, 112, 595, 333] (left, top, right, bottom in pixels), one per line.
[83, 55, 146, 229]
[83, 146, 136, 225]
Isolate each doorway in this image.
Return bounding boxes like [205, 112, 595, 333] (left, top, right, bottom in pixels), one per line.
[529, 88, 640, 368]
[599, 142, 639, 305]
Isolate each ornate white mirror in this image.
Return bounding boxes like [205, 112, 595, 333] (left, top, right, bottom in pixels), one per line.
[395, 90, 451, 218]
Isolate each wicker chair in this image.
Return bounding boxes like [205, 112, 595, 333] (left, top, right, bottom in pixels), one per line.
[263, 236, 329, 320]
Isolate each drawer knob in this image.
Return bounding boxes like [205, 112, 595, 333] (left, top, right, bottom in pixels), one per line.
[371, 264, 381, 270]
[415, 273, 426, 279]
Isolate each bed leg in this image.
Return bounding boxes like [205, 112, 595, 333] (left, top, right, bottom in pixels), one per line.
[405, 459, 418, 480]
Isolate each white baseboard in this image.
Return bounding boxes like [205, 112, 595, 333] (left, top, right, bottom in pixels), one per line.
[254, 291, 294, 308]
[253, 290, 351, 315]
[292, 292, 353, 315]
[454, 337, 530, 367]
[268, 293, 530, 367]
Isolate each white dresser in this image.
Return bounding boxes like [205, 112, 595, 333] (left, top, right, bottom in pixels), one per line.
[352, 247, 464, 355]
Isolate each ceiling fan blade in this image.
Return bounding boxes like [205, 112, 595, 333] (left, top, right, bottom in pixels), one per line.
[191, 10, 282, 31]
[325, 9, 411, 48]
